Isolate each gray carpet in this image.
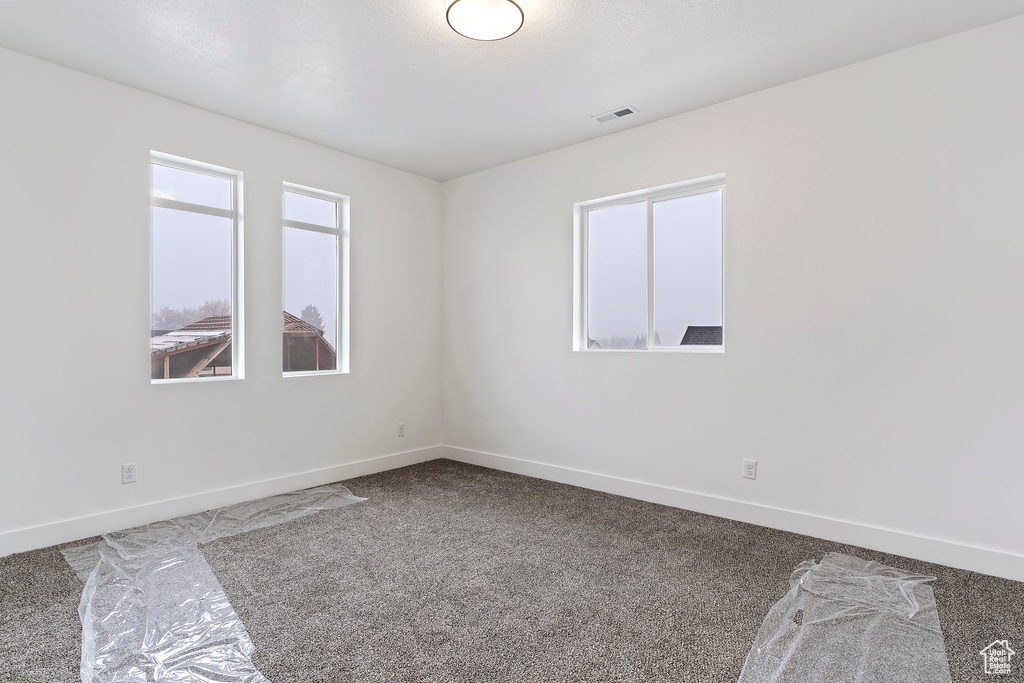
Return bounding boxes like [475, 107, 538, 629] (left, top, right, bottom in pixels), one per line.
[2, 459, 1022, 682]
[0, 537, 94, 683]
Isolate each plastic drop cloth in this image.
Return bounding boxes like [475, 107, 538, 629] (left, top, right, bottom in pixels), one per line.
[61, 483, 365, 683]
[738, 552, 952, 683]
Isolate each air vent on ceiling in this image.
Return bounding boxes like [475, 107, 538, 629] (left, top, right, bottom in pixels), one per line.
[593, 106, 636, 123]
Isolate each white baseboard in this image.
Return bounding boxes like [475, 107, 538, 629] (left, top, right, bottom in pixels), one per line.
[442, 445, 1024, 583]
[0, 445, 441, 558]
[9, 443, 1023, 583]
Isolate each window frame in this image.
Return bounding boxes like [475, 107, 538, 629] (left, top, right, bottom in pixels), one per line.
[150, 151, 244, 384]
[573, 174, 726, 353]
[281, 182, 350, 377]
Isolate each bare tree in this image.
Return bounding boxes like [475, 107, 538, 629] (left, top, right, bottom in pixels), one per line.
[151, 298, 231, 332]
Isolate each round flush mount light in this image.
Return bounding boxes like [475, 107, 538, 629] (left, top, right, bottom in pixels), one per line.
[447, 0, 524, 41]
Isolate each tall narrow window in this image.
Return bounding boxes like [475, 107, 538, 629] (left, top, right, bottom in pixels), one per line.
[150, 154, 242, 381]
[282, 184, 348, 375]
[574, 175, 724, 351]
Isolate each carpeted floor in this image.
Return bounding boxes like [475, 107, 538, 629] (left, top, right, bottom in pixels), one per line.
[1, 459, 1022, 682]
[0, 537, 89, 683]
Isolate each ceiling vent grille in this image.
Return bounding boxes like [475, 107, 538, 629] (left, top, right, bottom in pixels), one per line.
[593, 106, 636, 123]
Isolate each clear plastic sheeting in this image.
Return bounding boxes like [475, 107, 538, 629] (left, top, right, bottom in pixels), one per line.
[62, 483, 365, 683]
[80, 543, 265, 683]
[738, 552, 952, 683]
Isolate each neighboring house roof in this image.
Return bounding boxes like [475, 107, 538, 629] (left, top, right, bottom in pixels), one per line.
[283, 311, 337, 371]
[151, 312, 337, 377]
[179, 315, 231, 333]
[150, 330, 231, 358]
[150, 315, 233, 359]
[680, 326, 723, 346]
[283, 311, 324, 336]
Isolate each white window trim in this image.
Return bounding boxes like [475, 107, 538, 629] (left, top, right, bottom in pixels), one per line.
[573, 173, 726, 353]
[150, 151, 244, 383]
[282, 182, 350, 377]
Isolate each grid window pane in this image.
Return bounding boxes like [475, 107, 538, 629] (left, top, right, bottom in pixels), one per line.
[151, 164, 231, 210]
[283, 224, 338, 373]
[284, 191, 337, 228]
[150, 206, 233, 379]
[653, 190, 722, 346]
[587, 201, 647, 350]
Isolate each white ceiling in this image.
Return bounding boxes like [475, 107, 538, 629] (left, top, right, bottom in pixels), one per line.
[2, 1, 1023, 180]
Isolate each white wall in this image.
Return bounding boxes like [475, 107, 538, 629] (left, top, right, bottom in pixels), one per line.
[4, 16, 1024, 580]
[0, 48, 443, 554]
[441, 17, 1024, 580]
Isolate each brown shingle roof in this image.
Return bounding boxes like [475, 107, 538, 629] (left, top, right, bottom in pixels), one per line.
[283, 311, 323, 335]
[179, 315, 232, 332]
[151, 312, 337, 362]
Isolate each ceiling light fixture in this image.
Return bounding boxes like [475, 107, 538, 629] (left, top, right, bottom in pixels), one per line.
[447, 0, 524, 41]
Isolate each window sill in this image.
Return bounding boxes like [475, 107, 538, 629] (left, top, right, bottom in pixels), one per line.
[151, 375, 242, 385]
[283, 369, 348, 378]
[578, 346, 724, 354]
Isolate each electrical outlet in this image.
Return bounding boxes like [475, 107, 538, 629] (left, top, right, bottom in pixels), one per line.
[122, 463, 138, 485]
[743, 459, 757, 480]
[397, 423, 405, 437]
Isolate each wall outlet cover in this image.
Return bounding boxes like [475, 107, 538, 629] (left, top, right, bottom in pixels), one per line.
[743, 459, 757, 480]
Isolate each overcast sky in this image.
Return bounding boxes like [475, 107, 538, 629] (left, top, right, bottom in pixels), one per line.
[151, 165, 339, 348]
[150, 207, 232, 313]
[283, 226, 338, 348]
[588, 190, 722, 346]
[151, 162, 717, 352]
